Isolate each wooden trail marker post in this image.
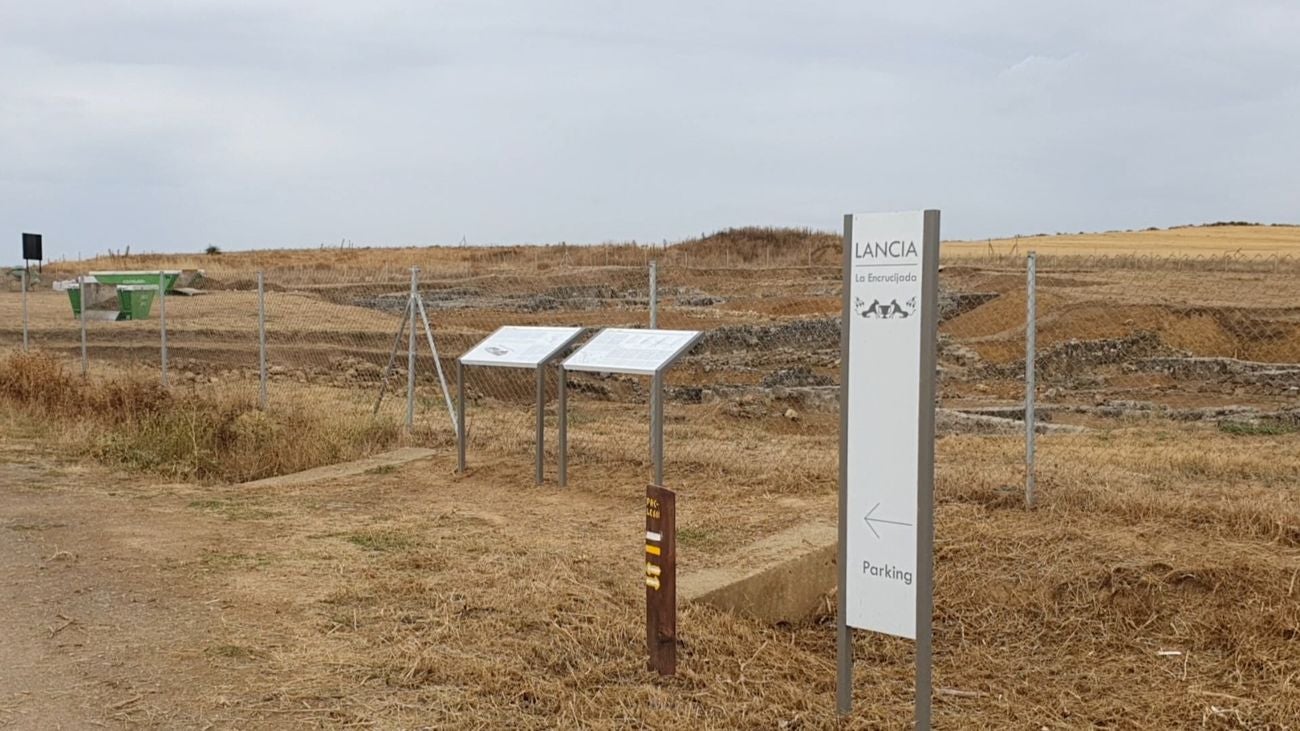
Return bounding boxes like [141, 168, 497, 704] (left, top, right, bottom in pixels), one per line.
[645, 484, 677, 675]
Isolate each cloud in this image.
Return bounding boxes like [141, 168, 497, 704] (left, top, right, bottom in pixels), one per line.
[1, 1, 1297, 258]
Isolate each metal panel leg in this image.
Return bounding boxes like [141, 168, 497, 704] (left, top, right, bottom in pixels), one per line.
[558, 365, 567, 487]
[651, 372, 664, 485]
[457, 361, 467, 474]
[535, 366, 545, 485]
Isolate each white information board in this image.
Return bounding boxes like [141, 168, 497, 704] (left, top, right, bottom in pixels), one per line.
[461, 326, 585, 368]
[563, 328, 701, 376]
[843, 210, 935, 640]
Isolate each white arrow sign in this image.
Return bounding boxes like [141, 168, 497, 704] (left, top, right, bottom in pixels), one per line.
[862, 502, 913, 539]
[841, 210, 937, 642]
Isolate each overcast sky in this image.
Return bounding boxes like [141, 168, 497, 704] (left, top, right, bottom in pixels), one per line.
[2, 1, 1297, 259]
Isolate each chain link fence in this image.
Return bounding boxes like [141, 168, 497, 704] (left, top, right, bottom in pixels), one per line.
[2, 248, 1297, 503]
[1022, 254, 1300, 547]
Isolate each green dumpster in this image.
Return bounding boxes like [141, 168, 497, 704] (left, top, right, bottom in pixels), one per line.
[116, 285, 158, 320]
[90, 270, 181, 291]
[60, 270, 182, 319]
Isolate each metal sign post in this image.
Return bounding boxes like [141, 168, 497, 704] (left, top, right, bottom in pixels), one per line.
[22, 233, 42, 269]
[645, 484, 677, 675]
[651, 372, 664, 485]
[20, 269, 29, 351]
[837, 210, 940, 727]
[457, 326, 585, 484]
[560, 328, 702, 487]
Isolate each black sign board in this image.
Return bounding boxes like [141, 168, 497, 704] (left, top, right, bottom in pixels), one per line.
[22, 233, 42, 262]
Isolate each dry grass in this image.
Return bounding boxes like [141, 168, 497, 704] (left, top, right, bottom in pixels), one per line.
[72, 418, 1289, 729]
[1, 400, 1297, 726]
[0, 350, 403, 482]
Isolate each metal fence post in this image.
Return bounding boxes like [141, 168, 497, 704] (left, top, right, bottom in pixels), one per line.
[79, 276, 87, 377]
[257, 271, 268, 408]
[1025, 252, 1038, 508]
[406, 267, 418, 431]
[159, 271, 169, 386]
[21, 269, 29, 351]
[649, 260, 658, 329]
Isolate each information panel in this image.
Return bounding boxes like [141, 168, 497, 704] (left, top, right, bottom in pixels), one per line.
[563, 328, 701, 376]
[461, 326, 585, 368]
[843, 210, 937, 640]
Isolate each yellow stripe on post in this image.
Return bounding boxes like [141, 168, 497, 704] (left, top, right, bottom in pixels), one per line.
[645, 484, 676, 676]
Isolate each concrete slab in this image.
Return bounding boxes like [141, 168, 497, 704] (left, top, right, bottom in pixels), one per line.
[240, 447, 436, 489]
[681, 521, 836, 625]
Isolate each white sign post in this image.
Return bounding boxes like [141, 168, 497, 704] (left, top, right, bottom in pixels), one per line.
[461, 326, 587, 369]
[561, 328, 702, 486]
[837, 210, 940, 726]
[562, 328, 700, 376]
[457, 326, 586, 485]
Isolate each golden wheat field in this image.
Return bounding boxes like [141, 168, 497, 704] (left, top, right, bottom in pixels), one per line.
[1, 225, 1298, 728]
[951, 223, 1300, 258]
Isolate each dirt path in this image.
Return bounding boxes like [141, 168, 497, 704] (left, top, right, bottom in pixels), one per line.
[0, 440, 272, 728]
[0, 433, 664, 729]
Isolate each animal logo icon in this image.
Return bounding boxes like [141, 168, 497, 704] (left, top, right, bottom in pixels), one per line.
[855, 296, 916, 319]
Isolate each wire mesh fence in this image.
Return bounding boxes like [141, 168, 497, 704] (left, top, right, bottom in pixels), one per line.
[1023, 254, 1300, 535]
[1, 249, 1296, 499]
